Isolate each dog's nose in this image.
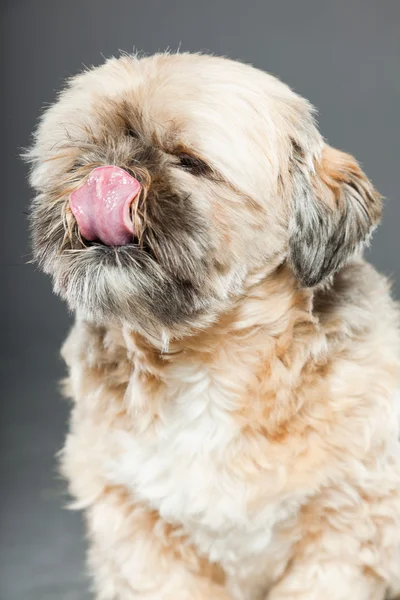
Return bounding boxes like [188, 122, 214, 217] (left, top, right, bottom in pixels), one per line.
[69, 166, 141, 246]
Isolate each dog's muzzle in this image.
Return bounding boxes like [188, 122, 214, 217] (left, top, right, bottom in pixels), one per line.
[69, 165, 141, 246]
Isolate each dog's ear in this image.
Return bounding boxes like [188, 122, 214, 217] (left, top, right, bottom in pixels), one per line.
[288, 142, 382, 287]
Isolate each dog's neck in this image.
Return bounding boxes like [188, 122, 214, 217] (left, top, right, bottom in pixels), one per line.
[119, 266, 326, 438]
[125, 265, 317, 356]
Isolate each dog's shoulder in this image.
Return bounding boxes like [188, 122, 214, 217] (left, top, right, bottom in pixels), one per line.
[315, 258, 400, 345]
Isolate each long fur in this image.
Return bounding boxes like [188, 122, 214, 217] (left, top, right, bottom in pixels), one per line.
[26, 52, 400, 600]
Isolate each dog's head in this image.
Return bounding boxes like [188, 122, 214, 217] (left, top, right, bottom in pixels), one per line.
[26, 53, 382, 339]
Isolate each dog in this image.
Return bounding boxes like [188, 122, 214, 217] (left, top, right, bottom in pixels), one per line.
[26, 52, 400, 599]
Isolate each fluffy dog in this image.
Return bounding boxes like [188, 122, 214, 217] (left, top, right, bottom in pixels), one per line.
[26, 52, 400, 599]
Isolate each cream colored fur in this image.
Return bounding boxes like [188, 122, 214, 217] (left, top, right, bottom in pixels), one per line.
[27, 53, 400, 599]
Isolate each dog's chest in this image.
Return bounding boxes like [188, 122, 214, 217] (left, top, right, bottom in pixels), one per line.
[108, 361, 297, 563]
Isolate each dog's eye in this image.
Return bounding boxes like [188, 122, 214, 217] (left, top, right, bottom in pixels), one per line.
[70, 160, 84, 173]
[178, 153, 211, 176]
[124, 127, 139, 139]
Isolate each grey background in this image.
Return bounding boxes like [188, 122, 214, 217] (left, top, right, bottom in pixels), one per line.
[1, 1, 399, 599]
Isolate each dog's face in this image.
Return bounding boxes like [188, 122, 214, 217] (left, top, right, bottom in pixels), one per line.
[27, 53, 382, 339]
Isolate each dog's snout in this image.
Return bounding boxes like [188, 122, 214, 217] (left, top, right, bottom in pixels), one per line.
[69, 166, 141, 247]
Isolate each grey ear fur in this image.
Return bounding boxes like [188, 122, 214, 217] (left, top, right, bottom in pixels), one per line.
[288, 142, 382, 287]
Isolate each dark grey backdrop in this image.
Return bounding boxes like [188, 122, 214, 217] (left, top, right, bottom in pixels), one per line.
[1, 1, 399, 599]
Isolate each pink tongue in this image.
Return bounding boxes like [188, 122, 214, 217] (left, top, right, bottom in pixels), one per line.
[69, 166, 141, 246]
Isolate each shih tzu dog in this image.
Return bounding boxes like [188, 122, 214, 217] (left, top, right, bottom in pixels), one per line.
[26, 52, 400, 599]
